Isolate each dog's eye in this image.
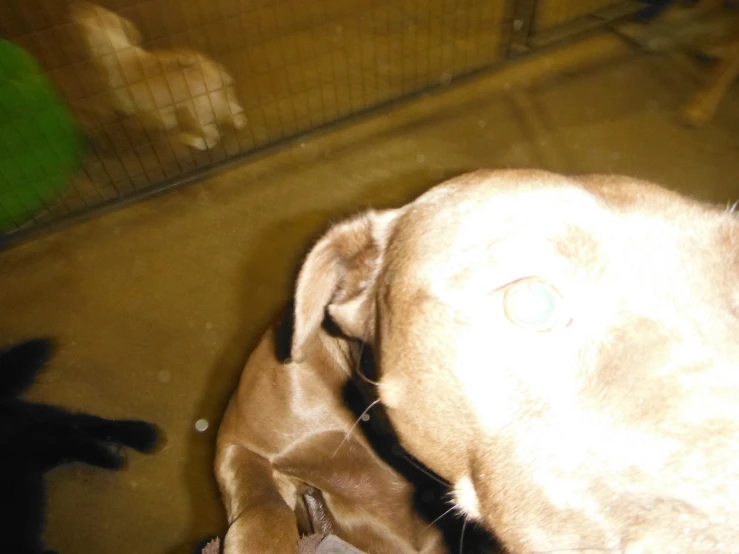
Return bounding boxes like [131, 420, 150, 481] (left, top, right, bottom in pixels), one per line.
[503, 278, 566, 332]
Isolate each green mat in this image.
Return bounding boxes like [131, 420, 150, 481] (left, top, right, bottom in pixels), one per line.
[0, 39, 85, 232]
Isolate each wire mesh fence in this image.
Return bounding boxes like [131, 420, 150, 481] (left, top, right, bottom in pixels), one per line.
[0, 0, 634, 239]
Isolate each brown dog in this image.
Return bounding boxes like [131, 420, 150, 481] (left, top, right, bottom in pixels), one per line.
[214, 216, 503, 551]
[289, 168, 735, 553]
[71, 2, 246, 151]
[214, 320, 450, 553]
[217, 168, 739, 552]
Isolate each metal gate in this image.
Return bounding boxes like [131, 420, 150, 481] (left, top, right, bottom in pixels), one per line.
[0, 0, 638, 240]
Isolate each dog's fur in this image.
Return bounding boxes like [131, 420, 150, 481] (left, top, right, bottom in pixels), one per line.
[70, 2, 246, 151]
[278, 168, 739, 553]
[215, 245, 507, 550]
[215, 298, 500, 553]
[217, 168, 739, 553]
[0, 338, 161, 554]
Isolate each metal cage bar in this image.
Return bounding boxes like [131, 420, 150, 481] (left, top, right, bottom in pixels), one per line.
[0, 0, 636, 244]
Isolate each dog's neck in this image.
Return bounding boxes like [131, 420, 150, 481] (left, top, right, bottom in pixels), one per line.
[274, 300, 365, 385]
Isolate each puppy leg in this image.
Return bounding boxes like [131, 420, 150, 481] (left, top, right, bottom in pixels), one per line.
[174, 103, 221, 150]
[682, 39, 739, 126]
[215, 443, 300, 554]
[225, 87, 247, 130]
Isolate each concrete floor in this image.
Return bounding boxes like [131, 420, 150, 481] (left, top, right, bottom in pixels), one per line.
[2, 30, 739, 554]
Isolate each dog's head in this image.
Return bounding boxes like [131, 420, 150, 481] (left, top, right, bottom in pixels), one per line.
[70, 2, 143, 54]
[292, 169, 739, 553]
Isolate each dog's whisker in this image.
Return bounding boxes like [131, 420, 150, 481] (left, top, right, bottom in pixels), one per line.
[356, 367, 379, 386]
[459, 516, 468, 554]
[334, 339, 356, 378]
[331, 399, 380, 458]
[415, 504, 458, 538]
[354, 342, 380, 386]
[399, 452, 450, 487]
[533, 546, 624, 554]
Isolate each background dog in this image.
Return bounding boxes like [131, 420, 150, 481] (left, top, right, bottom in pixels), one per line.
[71, 1, 246, 151]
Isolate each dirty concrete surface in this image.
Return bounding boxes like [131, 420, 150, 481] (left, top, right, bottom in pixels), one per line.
[1, 28, 739, 554]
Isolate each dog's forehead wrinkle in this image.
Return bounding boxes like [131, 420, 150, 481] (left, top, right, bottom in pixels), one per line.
[386, 190, 679, 302]
[408, 184, 602, 235]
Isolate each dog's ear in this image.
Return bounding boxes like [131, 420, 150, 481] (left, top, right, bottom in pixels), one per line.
[291, 209, 400, 362]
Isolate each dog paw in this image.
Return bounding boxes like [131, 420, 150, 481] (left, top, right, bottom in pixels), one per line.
[203, 134, 221, 149]
[184, 136, 210, 150]
[231, 113, 247, 130]
[182, 133, 221, 150]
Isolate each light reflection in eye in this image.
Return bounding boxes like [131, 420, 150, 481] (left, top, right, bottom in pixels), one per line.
[503, 278, 567, 332]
